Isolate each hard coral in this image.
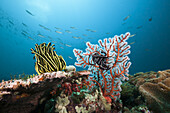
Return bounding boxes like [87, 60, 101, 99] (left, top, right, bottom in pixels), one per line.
[64, 65, 76, 72]
[73, 32, 131, 100]
[126, 70, 170, 113]
[55, 94, 70, 113]
[139, 70, 170, 113]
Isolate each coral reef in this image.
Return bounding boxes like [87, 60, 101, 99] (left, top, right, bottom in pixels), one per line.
[0, 69, 89, 113]
[0, 67, 117, 113]
[31, 42, 66, 75]
[2, 67, 169, 113]
[1, 35, 169, 113]
[73, 32, 131, 100]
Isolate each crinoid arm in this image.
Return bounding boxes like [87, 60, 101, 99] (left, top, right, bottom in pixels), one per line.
[31, 42, 66, 75]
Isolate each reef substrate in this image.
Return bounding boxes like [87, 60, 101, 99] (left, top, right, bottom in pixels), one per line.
[0, 69, 169, 113]
[0, 68, 89, 113]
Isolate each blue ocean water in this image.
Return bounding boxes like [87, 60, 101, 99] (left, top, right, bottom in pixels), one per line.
[0, 0, 169, 81]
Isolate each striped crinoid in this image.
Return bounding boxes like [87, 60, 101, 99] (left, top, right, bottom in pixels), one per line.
[31, 42, 66, 75]
[73, 32, 132, 100]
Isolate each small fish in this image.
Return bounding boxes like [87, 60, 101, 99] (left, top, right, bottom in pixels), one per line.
[60, 46, 64, 49]
[129, 41, 135, 45]
[68, 56, 73, 59]
[39, 24, 44, 28]
[73, 36, 82, 39]
[39, 24, 51, 31]
[70, 27, 76, 29]
[137, 26, 143, 29]
[106, 32, 111, 34]
[60, 42, 64, 45]
[55, 31, 62, 34]
[55, 27, 61, 30]
[21, 32, 27, 37]
[56, 37, 61, 40]
[22, 30, 28, 34]
[86, 29, 91, 31]
[25, 10, 34, 16]
[22, 23, 27, 27]
[52, 41, 57, 43]
[77, 37, 82, 39]
[149, 17, 152, 22]
[44, 27, 51, 31]
[91, 30, 96, 32]
[123, 15, 130, 21]
[65, 30, 72, 33]
[83, 34, 87, 36]
[65, 44, 71, 47]
[28, 37, 34, 40]
[72, 36, 79, 39]
[48, 36, 52, 39]
[38, 34, 45, 38]
[8, 20, 14, 25]
[86, 29, 96, 32]
[129, 34, 136, 38]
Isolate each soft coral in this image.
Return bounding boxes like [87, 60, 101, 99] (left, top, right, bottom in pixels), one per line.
[73, 32, 131, 100]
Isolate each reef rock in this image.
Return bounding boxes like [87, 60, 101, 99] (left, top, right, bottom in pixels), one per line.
[0, 71, 89, 113]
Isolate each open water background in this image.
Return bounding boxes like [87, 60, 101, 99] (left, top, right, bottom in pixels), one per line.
[0, 0, 169, 80]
